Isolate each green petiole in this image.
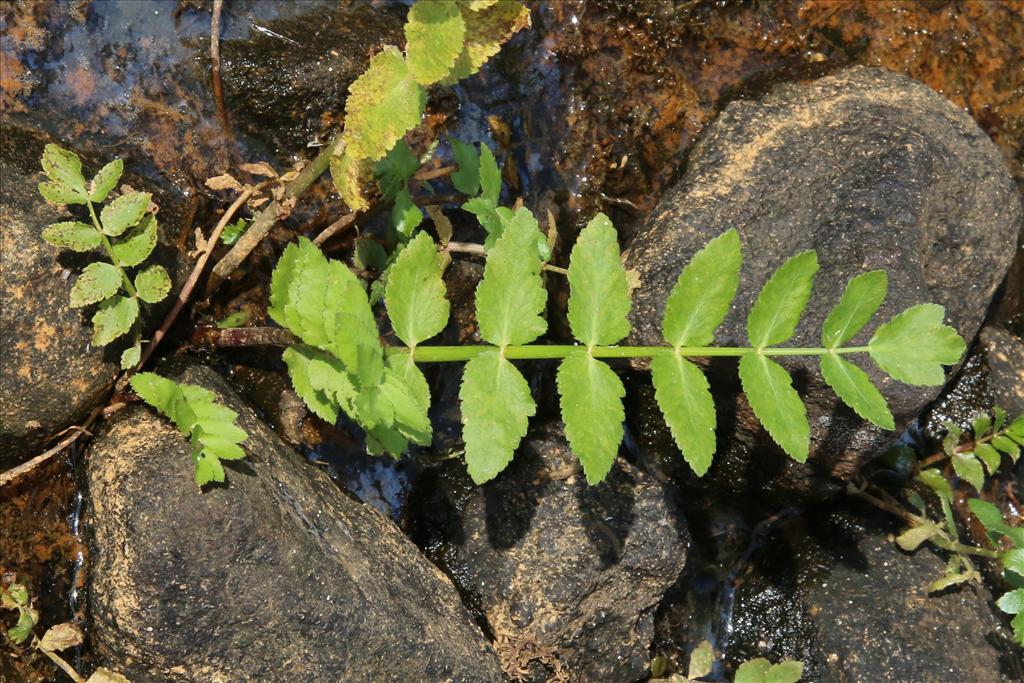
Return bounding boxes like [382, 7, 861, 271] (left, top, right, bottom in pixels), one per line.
[391, 345, 872, 363]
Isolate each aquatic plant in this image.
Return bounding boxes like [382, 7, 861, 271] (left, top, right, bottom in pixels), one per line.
[269, 202, 965, 485]
[36, 146, 170, 369]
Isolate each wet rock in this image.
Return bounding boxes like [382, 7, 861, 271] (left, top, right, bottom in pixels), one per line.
[624, 66, 1022, 499]
[220, 2, 404, 158]
[406, 422, 689, 682]
[0, 125, 189, 468]
[724, 507, 1022, 681]
[86, 362, 503, 682]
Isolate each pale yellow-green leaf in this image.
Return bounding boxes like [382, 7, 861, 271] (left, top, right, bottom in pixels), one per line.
[406, 0, 466, 85]
[41, 143, 87, 195]
[662, 228, 741, 348]
[819, 353, 894, 430]
[385, 231, 449, 346]
[91, 295, 139, 346]
[651, 354, 717, 476]
[134, 264, 172, 304]
[557, 351, 625, 484]
[444, 1, 531, 83]
[739, 353, 809, 462]
[70, 262, 121, 308]
[100, 191, 151, 236]
[342, 46, 426, 161]
[566, 213, 630, 346]
[747, 250, 818, 348]
[111, 214, 158, 266]
[42, 221, 100, 252]
[331, 150, 372, 212]
[868, 303, 965, 386]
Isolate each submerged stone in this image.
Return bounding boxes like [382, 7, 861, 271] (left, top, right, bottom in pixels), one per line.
[624, 66, 1022, 499]
[407, 422, 689, 682]
[87, 363, 503, 682]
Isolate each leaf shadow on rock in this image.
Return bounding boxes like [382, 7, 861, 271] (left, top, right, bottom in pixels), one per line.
[576, 462, 637, 569]
[483, 435, 549, 550]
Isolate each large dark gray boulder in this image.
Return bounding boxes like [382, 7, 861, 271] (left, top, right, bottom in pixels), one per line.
[407, 422, 689, 682]
[87, 363, 503, 682]
[0, 125, 189, 468]
[624, 66, 1022, 499]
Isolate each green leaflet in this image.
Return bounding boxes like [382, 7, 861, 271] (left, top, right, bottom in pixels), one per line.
[968, 499, 1024, 547]
[739, 353, 809, 462]
[662, 228, 741, 348]
[134, 264, 172, 304]
[39, 180, 88, 205]
[475, 206, 547, 346]
[99, 191, 151, 237]
[821, 270, 887, 347]
[89, 158, 123, 202]
[70, 262, 121, 308]
[331, 150, 372, 212]
[460, 350, 535, 483]
[391, 188, 424, 241]
[111, 214, 158, 266]
[342, 46, 426, 162]
[120, 342, 141, 371]
[951, 452, 984, 491]
[734, 659, 771, 683]
[747, 250, 818, 348]
[444, 0, 531, 83]
[41, 144, 87, 196]
[405, 0, 466, 86]
[450, 138, 481, 195]
[479, 144, 501, 204]
[220, 218, 249, 246]
[687, 641, 715, 679]
[130, 372, 248, 487]
[91, 295, 138, 346]
[42, 221, 100, 252]
[868, 303, 965, 385]
[556, 350, 625, 484]
[566, 213, 630, 346]
[997, 589, 1024, 614]
[386, 355, 432, 445]
[973, 443, 1001, 474]
[819, 353, 894, 429]
[375, 140, 419, 201]
[651, 354, 717, 476]
[385, 231, 450, 347]
[282, 345, 342, 424]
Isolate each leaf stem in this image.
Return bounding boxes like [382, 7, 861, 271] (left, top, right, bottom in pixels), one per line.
[392, 344, 871, 363]
[87, 200, 137, 297]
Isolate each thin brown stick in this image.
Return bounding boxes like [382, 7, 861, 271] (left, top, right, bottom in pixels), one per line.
[194, 326, 298, 348]
[208, 132, 345, 293]
[413, 164, 456, 182]
[312, 211, 358, 246]
[210, 0, 231, 137]
[137, 184, 263, 370]
[0, 409, 101, 488]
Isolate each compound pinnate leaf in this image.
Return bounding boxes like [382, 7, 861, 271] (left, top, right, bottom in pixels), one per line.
[460, 350, 534, 483]
[868, 303, 965, 386]
[475, 206, 547, 346]
[331, 150, 372, 212]
[42, 221, 100, 252]
[739, 353, 810, 462]
[41, 144, 87, 195]
[111, 213, 158, 266]
[91, 295, 138, 346]
[39, 180, 88, 205]
[734, 658, 772, 683]
[819, 353, 894, 429]
[134, 264, 172, 303]
[822, 270, 887, 347]
[479, 144, 501, 204]
[342, 46, 426, 161]
[90, 158, 123, 202]
[566, 213, 630, 346]
[406, 0, 466, 85]
[386, 231, 449, 346]
[444, 1, 531, 83]
[557, 351, 625, 484]
[747, 250, 818, 348]
[100, 191, 151, 236]
[70, 262, 121, 307]
[131, 372, 248, 486]
[375, 140, 419, 201]
[450, 138, 481, 195]
[651, 354, 717, 476]
[662, 228, 741, 348]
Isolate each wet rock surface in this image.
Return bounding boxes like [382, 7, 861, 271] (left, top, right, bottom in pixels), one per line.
[624, 66, 1022, 500]
[406, 422, 689, 682]
[722, 507, 1022, 682]
[1, 125, 182, 467]
[86, 362, 503, 683]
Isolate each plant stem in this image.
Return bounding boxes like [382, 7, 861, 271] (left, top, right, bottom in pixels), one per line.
[87, 201, 137, 297]
[390, 344, 870, 363]
[207, 131, 345, 294]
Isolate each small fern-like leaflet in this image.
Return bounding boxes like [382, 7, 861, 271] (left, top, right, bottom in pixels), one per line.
[130, 372, 249, 486]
